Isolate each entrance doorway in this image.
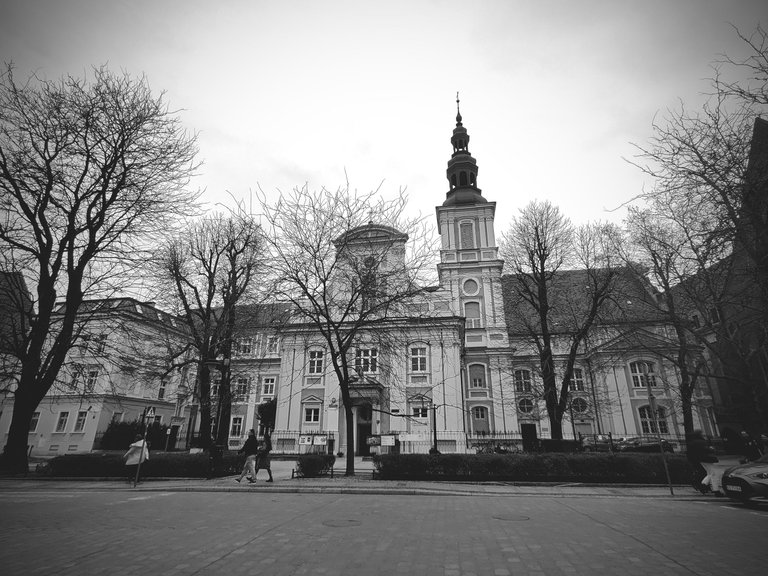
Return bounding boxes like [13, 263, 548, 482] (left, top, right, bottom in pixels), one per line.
[356, 403, 373, 456]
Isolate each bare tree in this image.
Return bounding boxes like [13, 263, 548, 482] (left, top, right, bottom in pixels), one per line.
[0, 66, 199, 472]
[500, 200, 621, 440]
[628, 25, 768, 433]
[258, 183, 436, 475]
[150, 211, 263, 449]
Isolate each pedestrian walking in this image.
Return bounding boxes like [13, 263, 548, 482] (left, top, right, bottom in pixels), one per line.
[123, 434, 149, 484]
[254, 436, 274, 483]
[686, 430, 718, 493]
[235, 429, 259, 484]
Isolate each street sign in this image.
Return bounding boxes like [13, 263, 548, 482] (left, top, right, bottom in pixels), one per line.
[145, 407, 155, 419]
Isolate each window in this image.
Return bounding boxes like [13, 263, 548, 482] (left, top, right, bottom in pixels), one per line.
[304, 407, 320, 423]
[630, 362, 656, 388]
[210, 379, 220, 397]
[463, 278, 479, 295]
[569, 368, 585, 392]
[55, 411, 69, 432]
[412, 407, 429, 418]
[460, 222, 475, 249]
[469, 364, 486, 388]
[230, 416, 243, 437]
[158, 379, 167, 400]
[518, 398, 534, 413]
[465, 302, 482, 329]
[410, 347, 427, 372]
[111, 412, 123, 423]
[640, 406, 669, 434]
[237, 337, 253, 355]
[235, 377, 249, 399]
[514, 369, 532, 393]
[709, 307, 721, 324]
[94, 334, 107, 354]
[355, 348, 378, 373]
[29, 411, 40, 432]
[74, 411, 88, 432]
[85, 369, 99, 392]
[308, 350, 324, 374]
[571, 397, 588, 414]
[472, 406, 487, 420]
[262, 377, 276, 396]
[266, 336, 279, 355]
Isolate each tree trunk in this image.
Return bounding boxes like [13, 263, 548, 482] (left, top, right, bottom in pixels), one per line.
[344, 402, 355, 476]
[2, 384, 44, 473]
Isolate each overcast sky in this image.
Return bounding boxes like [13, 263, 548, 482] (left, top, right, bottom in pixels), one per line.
[1, 0, 765, 231]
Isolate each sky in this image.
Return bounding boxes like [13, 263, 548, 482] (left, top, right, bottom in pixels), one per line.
[1, 0, 765, 232]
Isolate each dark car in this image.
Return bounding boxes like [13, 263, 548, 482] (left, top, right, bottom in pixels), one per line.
[616, 436, 674, 453]
[581, 434, 615, 452]
[721, 454, 768, 504]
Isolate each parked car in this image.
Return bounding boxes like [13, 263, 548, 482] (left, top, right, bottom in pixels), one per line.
[721, 454, 768, 504]
[581, 434, 615, 452]
[616, 436, 674, 453]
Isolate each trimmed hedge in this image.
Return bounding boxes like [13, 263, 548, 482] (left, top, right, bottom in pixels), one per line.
[372, 453, 692, 484]
[295, 454, 336, 477]
[38, 450, 243, 478]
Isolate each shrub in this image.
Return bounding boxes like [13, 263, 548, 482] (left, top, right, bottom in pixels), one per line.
[39, 450, 243, 478]
[98, 420, 170, 450]
[295, 454, 336, 477]
[373, 453, 691, 484]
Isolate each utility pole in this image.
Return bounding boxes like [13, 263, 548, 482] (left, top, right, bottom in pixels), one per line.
[430, 402, 440, 455]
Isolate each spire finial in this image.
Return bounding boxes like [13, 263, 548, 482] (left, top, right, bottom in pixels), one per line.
[456, 91, 462, 125]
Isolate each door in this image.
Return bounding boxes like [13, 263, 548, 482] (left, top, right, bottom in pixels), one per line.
[356, 403, 373, 456]
[521, 423, 538, 452]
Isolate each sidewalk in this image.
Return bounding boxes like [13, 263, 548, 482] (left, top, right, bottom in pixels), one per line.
[0, 457, 725, 500]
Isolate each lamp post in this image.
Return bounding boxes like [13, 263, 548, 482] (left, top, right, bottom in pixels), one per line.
[429, 401, 439, 455]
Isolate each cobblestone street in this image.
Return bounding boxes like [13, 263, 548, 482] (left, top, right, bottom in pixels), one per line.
[1, 484, 766, 575]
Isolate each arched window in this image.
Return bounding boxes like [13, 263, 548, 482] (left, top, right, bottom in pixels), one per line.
[630, 361, 657, 388]
[451, 174, 457, 188]
[569, 368, 585, 391]
[514, 369, 532, 392]
[469, 364, 486, 388]
[470, 173, 476, 186]
[639, 405, 669, 434]
[460, 171, 468, 186]
[460, 222, 475, 249]
[465, 302, 482, 329]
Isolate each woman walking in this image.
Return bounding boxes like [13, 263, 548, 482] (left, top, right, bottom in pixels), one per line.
[235, 429, 259, 483]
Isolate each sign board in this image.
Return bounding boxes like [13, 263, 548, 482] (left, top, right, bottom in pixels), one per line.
[299, 435, 314, 445]
[145, 407, 155, 419]
[366, 435, 381, 446]
[313, 435, 327, 445]
[380, 435, 396, 446]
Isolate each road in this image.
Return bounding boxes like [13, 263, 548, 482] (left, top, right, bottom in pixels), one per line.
[1, 488, 766, 575]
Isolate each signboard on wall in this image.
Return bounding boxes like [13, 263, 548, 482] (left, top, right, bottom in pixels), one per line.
[313, 435, 327, 445]
[299, 435, 313, 445]
[380, 435, 395, 446]
[366, 435, 381, 446]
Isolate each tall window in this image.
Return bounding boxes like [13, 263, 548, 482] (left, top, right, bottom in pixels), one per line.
[266, 336, 279, 355]
[85, 369, 99, 391]
[630, 362, 656, 388]
[94, 334, 107, 354]
[412, 407, 428, 418]
[355, 348, 378, 373]
[640, 406, 669, 434]
[514, 369, 532, 392]
[460, 222, 475, 249]
[262, 377, 276, 396]
[465, 302, 482, 329]
[55, 412, 69, 432]
[210, 379, 220, 397]
[469, 364, 486, 388]
[569, 368, 585, 391]
[29, 411, 40, 432]
[237, 337, 253, 355]
[74, 411, 88, 432]
[230, 416, 243, 437]
[410, 347, 427, 372]
[235, 377, 249, 399]
[472, 406, 487, 420]
[308, 350, 324, 374]
[158, 379, 167, 400]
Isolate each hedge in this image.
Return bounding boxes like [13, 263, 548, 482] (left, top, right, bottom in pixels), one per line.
[38, 450, 243, 478]
[295, 454, 336, 477]
[372, 453, 692, 484]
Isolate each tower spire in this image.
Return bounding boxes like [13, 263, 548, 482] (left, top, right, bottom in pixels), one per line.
[443, 95, 485, 206]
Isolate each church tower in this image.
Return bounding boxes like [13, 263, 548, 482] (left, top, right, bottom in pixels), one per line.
[436, 98, 512, 436]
